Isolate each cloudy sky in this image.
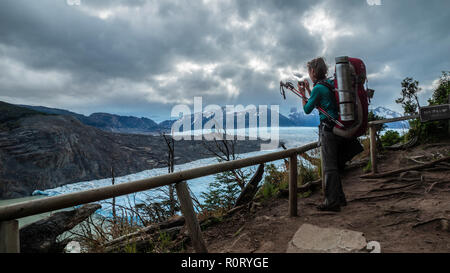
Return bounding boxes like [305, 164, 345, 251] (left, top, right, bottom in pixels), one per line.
[0, 0, 449, 122]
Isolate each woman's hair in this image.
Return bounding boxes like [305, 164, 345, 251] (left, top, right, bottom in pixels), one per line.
[307, 57, 328, 81]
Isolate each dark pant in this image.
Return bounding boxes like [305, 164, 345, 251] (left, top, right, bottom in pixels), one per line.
[319, 124, 364, 207]
[319, 124, 346, 207]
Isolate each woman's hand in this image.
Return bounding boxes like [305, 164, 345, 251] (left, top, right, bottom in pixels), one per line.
[303, 79, 311, 95]
[297, 81, 306, 97]
[298, 79, 311, 97]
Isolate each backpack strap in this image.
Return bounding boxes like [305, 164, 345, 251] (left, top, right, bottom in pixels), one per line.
[316, 79, 335, 94]
[315, 79, 340, 129]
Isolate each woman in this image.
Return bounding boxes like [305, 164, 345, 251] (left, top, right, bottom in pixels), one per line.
[298, 57, 347, 212]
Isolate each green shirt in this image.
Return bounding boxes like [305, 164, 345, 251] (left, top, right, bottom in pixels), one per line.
[303, 79, 339, 121]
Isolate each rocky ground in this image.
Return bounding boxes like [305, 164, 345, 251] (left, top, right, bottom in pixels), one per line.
[189, 141, 450, 253]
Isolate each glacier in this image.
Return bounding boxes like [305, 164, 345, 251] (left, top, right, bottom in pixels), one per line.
[32, 127, 317, 218]
[31, 126, 404, 219]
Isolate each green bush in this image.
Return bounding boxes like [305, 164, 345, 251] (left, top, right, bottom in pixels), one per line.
[200, 170, 242, 214]
[257, 163, 288, 200]
[406, 118, 447, 143]
[257, 160, 319, 201]
[298, 161, 319, 185]
[380, 130, 403, 147]
[260, 181, 279, 200]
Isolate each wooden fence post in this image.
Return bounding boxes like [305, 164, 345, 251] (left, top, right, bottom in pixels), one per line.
[289, 155, 298, 217]
[0, 220, 20, 253]
[320, 148, 325, 195]
[175, 181, 208, 253]
[369, 125, 378, 174]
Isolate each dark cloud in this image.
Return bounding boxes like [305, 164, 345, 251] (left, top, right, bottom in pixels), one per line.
[0, 0, 448, 120]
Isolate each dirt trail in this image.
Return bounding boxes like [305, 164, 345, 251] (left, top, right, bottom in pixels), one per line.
[191, 141, 450, 253]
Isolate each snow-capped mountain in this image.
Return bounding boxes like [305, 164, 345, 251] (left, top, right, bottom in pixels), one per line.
[288, 106, 410, 129]
[172, 106, 297, 132]
[371, 106, 399, 119]
[287, 107, 320, 126]
[370, 106, 410, 129]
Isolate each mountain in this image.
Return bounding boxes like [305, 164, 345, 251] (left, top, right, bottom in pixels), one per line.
[370, 106, 410, 129]
[17, 105, 91, 124]
[85, 113, 159, 133]
[0, 101, 262, 198]
[158, 119, 177, 132]
[20, 105, 162, 134]
[173, 106, 297, 132]
[20, 104, 297, 133]
[0, 101, 51, 128]
[287, 107, 320, 127]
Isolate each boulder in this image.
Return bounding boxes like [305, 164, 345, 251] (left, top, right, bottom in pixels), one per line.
[286, 223, 368, 253]
[19, 203, 101, 253]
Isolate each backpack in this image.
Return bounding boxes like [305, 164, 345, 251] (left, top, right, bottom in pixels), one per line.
[318, 57, 369, 139]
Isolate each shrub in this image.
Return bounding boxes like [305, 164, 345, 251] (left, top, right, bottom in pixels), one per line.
[200, 170, 243, 215]
[257, 163, 288, 200]
[257, 159, 319, 201]
[380, 130, 403, 147]
[298, 160, 319, 185]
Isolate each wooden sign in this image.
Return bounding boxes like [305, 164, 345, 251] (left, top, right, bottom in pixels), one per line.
[419, 104, 450, 122]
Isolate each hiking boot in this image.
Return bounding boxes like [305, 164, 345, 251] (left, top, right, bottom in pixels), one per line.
[316, 203, 341, 212]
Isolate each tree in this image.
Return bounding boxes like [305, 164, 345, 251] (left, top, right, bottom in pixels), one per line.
[200, 134, 253, 214]
[423, 71, 450, 140]
[200, 170, 244, 214]
[396, 72, 450, 143]
[396, 77, 421, 115]
[162, 134, 178, 216]
[133, 134, 181, 225]
[201, 133, 250, 189]
[428, 71, 450, 105]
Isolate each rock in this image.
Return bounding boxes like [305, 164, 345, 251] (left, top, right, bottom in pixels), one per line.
[286, 223, 368, 253]
[64, 241, 81, 253]
[19, 203, 101, 253]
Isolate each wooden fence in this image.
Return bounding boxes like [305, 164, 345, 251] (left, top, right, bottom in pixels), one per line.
[0, 142, 319, 253]
[368, 114, 419, 174]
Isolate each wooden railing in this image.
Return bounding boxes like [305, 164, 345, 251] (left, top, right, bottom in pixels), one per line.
[0, 142, 319, 253]
[368, 114, 419, 174]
